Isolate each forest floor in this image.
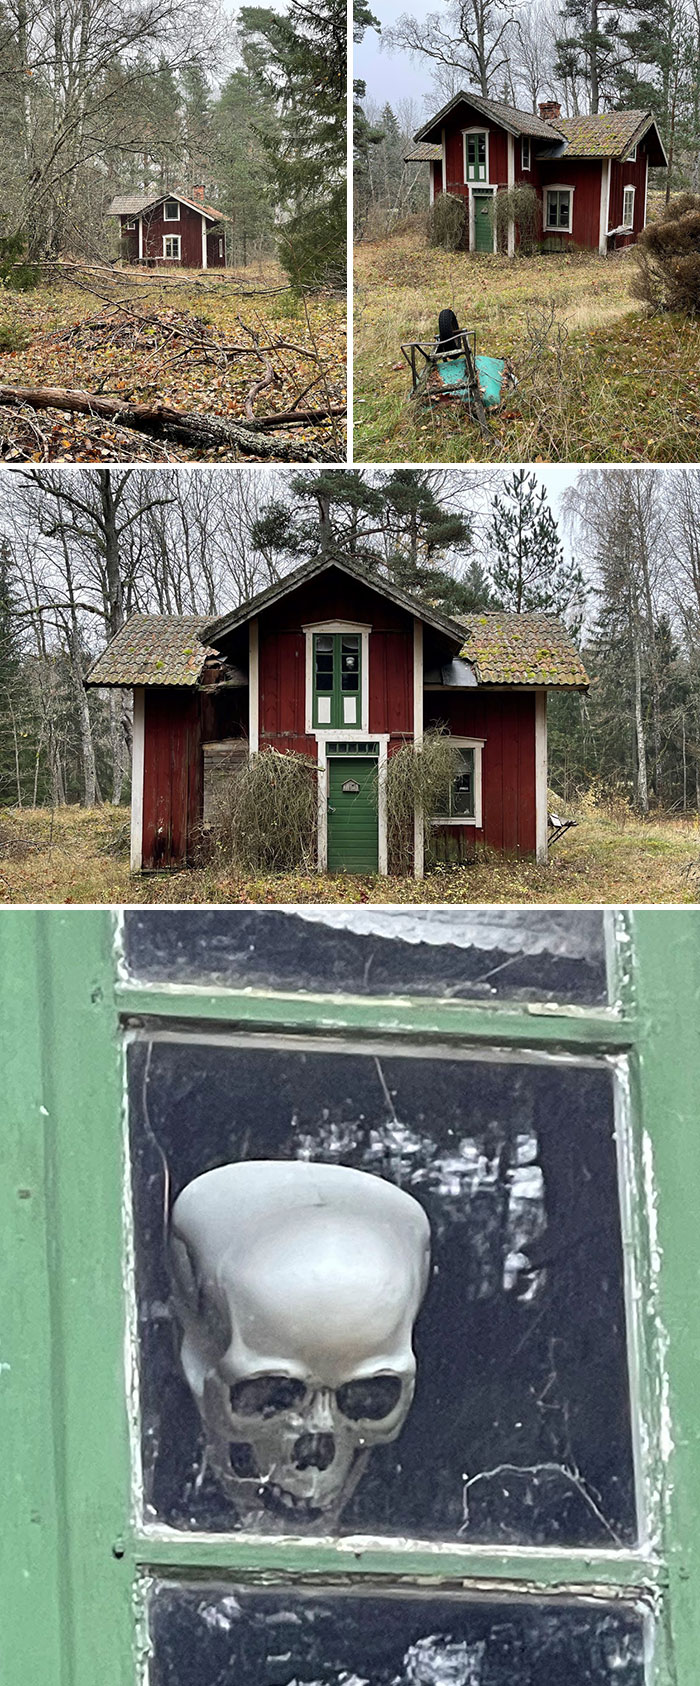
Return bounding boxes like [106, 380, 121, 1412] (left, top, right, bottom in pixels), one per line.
[1, 803, 699, 903]
[0, 259, 346, 462]
[353, 233, 700, 463]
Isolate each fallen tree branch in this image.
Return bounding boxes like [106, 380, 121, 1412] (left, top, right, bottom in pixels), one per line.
[245, 361, 276, 419]
[0, 384, 339, 462]
[250, 403, 347, 429]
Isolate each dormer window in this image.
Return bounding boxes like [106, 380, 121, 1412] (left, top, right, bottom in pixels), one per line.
[164, 198, 180, 220]
[313, 632, 362, 727]
[521, 135, 531, 170]
[464, 130, 488, 182]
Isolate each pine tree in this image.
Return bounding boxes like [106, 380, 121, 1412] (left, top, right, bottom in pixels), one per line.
[489, 469, 586, 630]
[214, 54, 276, 265]
[239, 0, 346, 287]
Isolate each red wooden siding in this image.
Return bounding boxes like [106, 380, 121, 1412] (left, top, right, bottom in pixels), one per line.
[537, 158, 602, 248]
[119, 222, 139, 261]
[142, 690, 202, 868]
[256, 571, 414, 751]
[206, 228, 226, 267]
[609, 143, 649, 244]
[432, 161, 443, 198]
[425, 690, 537, 856]
[443, 106, 509, 188]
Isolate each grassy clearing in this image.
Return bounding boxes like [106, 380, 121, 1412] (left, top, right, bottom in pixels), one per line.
[1, 803, 698, 904]
[353, 233, 700, 463]
[0, 260, 346, 461]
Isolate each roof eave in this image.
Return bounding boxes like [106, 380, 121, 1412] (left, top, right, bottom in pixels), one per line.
[204, 557, 466, 650]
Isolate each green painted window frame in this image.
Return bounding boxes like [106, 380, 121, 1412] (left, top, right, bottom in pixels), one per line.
[4, 908, 700, 1685]
[313, 632, 361, 729]
[465, 130, 488, 181]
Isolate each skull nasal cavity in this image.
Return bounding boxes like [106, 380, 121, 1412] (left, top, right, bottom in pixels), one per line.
[293, 1433, 336, 1471]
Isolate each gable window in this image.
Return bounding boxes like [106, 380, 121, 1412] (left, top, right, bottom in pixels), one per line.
[521, 135, 531, 169]
[622, 185, 635, 228]
[626, 143, 637, 161]
[123, 217, 136, 230]
[164, 198, 180, 220]
[313, 632, 362, 727]
[432, 738, 483, 826]
[163, 234, 181, 259]
[545, 186, 573, 231]
[464, 129, 488, 182]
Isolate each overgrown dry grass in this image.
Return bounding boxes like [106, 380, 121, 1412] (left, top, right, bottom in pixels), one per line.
[0, 259, 346, 461]
[353, 232, 700, 462]
[1, 802, 698, 903]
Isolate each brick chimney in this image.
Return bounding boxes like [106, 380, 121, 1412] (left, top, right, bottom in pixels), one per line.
[191, 184, 205, 203]
[538, 100, 562, 122]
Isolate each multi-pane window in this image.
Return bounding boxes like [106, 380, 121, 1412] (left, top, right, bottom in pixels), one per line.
[546, 188, 572, 230]
[164, 199, 180, 220]
[465, 132, 488, 181]
[163, 235, 181, 260]
[521, 135, 531, 169]
[622, 186, 635, 228]
[434, 744, 478, 822]
[313, 632, 362, 728]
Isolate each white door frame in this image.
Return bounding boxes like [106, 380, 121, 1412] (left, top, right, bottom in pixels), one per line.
[317, 738, 389, 874]
[469, 183, 498, 253]
[130, 686, 145, 870]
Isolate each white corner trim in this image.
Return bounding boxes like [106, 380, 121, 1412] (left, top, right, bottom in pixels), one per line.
[643, 153, 649, 227]
[507, 134, 515, 257]
[130, 687, 145, 871]
[599, 159, 611, 253]
[138, 216, 143, 261]
[431, 737, 484, 829]
[441, 126, 446, 191]
[535, 691, 548, 862]
[201, 213, 208, 269]
[249, 618, 259, 751]
[304, 623, 370, 734]
[413, 619, 424, 880]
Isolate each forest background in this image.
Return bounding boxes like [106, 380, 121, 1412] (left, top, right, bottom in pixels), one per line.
[0, 464, 698, 822]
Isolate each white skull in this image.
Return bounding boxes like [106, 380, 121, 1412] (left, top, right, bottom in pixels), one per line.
[169, 1160, 431, 1528]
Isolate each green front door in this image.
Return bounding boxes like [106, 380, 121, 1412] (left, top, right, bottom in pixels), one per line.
[473, 192, 493, 251]
[327, 756, 378, 872]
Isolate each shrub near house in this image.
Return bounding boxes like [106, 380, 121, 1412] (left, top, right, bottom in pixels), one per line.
[86, 558, 589, 878]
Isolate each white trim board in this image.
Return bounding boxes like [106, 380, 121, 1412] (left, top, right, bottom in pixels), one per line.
[130, 687, 145, 871]
[249, 618, 259, 751]
[304, 622, 370, 735]
[413, 618, 424, 880]
[599, 160, 611, 253]
[535, 691, 548, 862]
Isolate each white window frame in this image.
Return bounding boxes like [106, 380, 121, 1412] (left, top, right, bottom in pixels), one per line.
[622, 185, 636, 229]
[162, 234, 181, 259]
[123, 218, 136, 230]
[303, 621, 371, 738]
[544, 184, 575, 232]
[462, 127, 489, 184]
[431, 737, 484, 828]
[521, 135, 531, 170]
[218, 238, 224, 258]
[626, 143, 637, 162]
[163, 198, 180, 221]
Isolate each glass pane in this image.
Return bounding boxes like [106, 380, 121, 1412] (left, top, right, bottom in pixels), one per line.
[128, 1041, 635, 1543]
[452, 749, 474, 817]
[147, 1586, 646, 1686]
[123, 908, 608, 1004]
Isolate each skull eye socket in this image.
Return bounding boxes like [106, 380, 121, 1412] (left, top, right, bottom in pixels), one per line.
[230, 1375, 307, 1418]
[336, 1375, 403, 1421]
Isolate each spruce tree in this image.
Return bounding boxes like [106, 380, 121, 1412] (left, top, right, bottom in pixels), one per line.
[489, 469, 586, 630]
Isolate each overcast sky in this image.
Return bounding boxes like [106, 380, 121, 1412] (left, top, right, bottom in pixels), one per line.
[355, 3, 439, 117]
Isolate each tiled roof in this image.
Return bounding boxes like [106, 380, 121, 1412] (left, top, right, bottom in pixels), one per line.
[86, 616, 218, 687]
[106, 189, 222, 220]
[404, 142, 443, 162]
[458, 613, 589, 688]
[554, 110, 650, 158]
[415, 91, 560, 144]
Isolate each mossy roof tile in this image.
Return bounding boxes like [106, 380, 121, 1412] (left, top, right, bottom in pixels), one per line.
[457, 613, 589, 688]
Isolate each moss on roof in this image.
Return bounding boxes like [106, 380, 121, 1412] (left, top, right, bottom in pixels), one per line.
[458, 613, 589, 688]
[86, 615, 217, 688]
[554, 111, 649, 158]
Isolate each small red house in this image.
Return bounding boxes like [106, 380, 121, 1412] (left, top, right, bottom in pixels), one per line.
[406, 94, 667, 254]
[106, 187, 226, 268]
[86, 558, 589, 877]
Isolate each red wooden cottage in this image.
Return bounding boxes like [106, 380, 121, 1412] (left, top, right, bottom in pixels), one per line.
[86, 557, 589, 877]
[106, 187, 226, 268]
[406, 94, 667, 254]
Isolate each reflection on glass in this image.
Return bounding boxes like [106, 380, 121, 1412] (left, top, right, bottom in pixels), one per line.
[123, 908, 608, 1003]
[128, 1040, 635, 1544]
[148, 1586, 646, 1686]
